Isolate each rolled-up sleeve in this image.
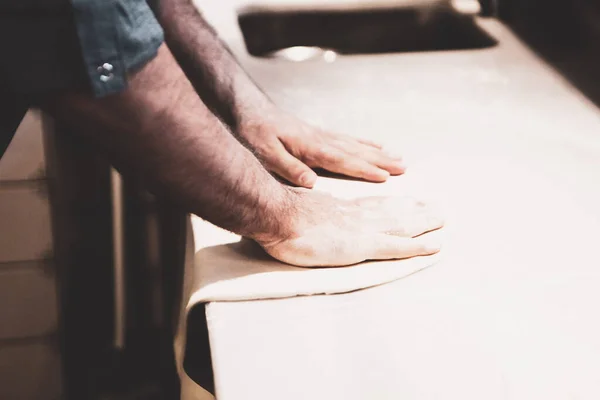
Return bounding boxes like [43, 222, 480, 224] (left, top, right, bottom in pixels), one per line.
[0, 0, 164, 100]
[71, 0, 164, 97]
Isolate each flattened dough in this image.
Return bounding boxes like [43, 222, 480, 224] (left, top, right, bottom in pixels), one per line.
[188, 238, 441, 303]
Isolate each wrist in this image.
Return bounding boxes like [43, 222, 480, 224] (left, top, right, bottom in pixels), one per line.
[248, 183, 300, 245]
[234, 97, 280, 135]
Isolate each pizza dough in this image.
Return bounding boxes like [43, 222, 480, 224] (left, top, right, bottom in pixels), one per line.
[187, 235, 441, 304]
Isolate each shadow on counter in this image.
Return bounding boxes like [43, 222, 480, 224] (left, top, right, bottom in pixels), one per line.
[501, 0, 600, 109]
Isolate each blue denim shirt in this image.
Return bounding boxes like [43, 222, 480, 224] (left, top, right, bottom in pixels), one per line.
[0, 0, 164, 157]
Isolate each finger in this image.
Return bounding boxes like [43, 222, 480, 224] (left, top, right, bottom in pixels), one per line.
[340, 135, 386, 151]
[363, 150, 405, 175]
[334, 141, 405, 175]
[266, 140, 318, 188]
[382, 214, 445, 238]
[311, 146, 390, 182]
[383, 149, 403, 161]
[327, 132, 383, 150]
[355, 197, 431, 218]
[356, 137, 384, 149]
[344, 136, 403, 161]
[370, 234, 441, 260]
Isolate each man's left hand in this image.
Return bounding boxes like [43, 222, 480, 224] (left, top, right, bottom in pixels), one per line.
[239, 112, 406, 188]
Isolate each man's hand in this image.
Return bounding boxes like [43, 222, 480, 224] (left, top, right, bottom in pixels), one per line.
[259, 189, 443, 267]
[238, 111, 406, 188]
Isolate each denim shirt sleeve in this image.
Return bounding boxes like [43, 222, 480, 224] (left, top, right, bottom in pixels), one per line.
[70, 0, 164, 97]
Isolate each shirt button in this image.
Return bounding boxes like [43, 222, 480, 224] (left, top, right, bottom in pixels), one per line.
[97, 63, 114, 82]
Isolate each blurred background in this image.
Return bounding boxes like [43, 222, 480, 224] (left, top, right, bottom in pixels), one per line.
[0, 0, 599, 399]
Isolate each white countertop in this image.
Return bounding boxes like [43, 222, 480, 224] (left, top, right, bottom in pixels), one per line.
[182, 2, 600, 399]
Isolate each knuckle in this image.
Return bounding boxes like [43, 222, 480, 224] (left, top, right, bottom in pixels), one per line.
[397, 197, 424, 210]
[318, 147, 341, 164]
[301, 145, 322, 164]
[254, 141, 276, 158]
[428, 215, 444, 228]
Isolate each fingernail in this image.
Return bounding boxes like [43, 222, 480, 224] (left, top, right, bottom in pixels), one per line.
[376, 170, 390, 181]
[392, 161, 406, 171]
[300, 172, 316, 187]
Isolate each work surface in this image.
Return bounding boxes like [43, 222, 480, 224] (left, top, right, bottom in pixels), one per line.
[180, 2, 600, 399]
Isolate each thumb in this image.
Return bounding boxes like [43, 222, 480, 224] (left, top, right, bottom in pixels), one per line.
[266, 140, 317, 188]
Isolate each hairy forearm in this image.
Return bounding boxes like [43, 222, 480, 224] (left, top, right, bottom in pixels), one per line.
[152, 0, 273, 131]
[42, 44, 291, 241]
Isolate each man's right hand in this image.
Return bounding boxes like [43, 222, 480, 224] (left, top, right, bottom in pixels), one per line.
[257, 188, 444, 267]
